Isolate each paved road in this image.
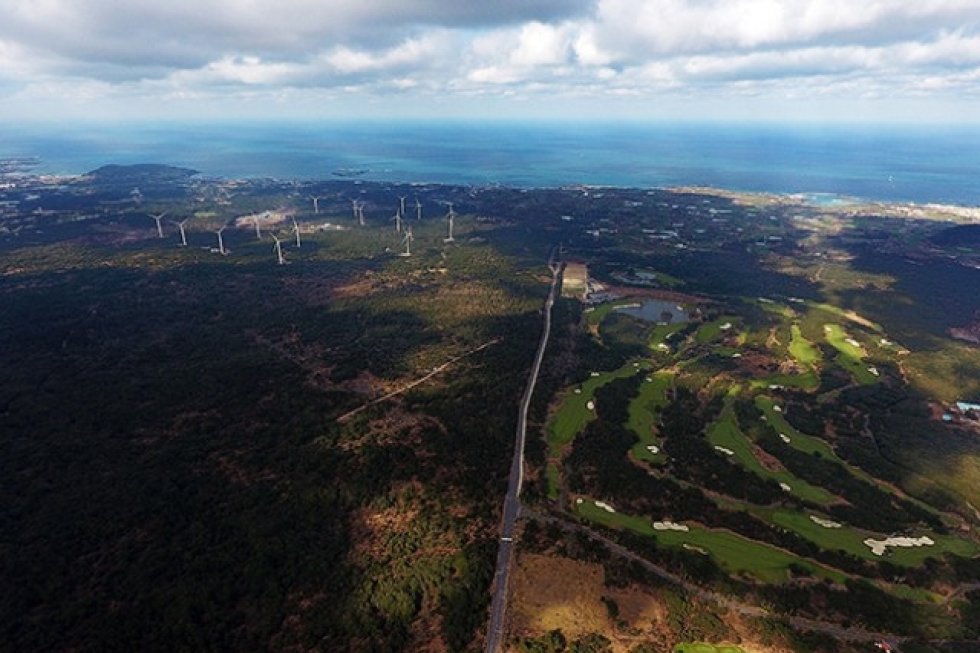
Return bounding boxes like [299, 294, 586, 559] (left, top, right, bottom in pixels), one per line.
[484, 254, 561, 653]
[523, 509, 909, 649]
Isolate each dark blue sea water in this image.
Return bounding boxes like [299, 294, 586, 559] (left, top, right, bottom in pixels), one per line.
[2, 121, 979, 206]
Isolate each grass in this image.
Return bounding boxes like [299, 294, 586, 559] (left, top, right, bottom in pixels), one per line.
[649, 322, 687, 350]
[675, 644, 746, 653]
[706, 402, 836, 505]
[547, 362, 645, 455]
[546, 462, 561, 500]
[584, 300, 633, 329]
[809, 302, 884, 332]
[627, 371, 674, 464]
[575, 500, 847, 584]
[767, 509, 978, 566]
[754, 396, 837, 459]
[695, 316, 740, 344]
[823, 323, 879, 385]
[788, 323, 821, 367]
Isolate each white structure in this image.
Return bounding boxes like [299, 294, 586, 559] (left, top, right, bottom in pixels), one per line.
[415, 198, 422, 221]
[444, 204, 455, 242]
[272, 234, 285, 265]
[215, 226, 227, 255]
[292, 218, 302, 248]
[253, 216, 262, 239]
[399, 195, 406, 218]
[173, 218, 189, 246]
[149, 212, 166, 238]
[309, 195, 321, 214]
[351, 199, 359, 221]
[399, 227, 414, 257]
[393, 210, 402, 234]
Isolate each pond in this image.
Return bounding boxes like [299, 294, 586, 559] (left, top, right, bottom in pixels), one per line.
[613, 299, 690, 324]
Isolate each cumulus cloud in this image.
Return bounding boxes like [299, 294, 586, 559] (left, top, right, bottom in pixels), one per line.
[0, 0, 979, 119]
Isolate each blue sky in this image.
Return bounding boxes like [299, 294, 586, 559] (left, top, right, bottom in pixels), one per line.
[1, 0, 979, 123]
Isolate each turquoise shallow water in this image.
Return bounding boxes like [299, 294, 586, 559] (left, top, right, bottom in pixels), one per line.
[2, 120, 979, 205]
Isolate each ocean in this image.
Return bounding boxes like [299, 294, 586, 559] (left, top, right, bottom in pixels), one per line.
[2, 121, 979, 206]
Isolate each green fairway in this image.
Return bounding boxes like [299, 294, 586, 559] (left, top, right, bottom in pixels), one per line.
[546, 462, 561, 500]
[824, 323, 879, 384]
[627, 370, 674, 464]
[768, 509, 978, 566]
[547, 362, 645, 455]
[650, 321, 687, 350]
[755, 396, 837, 459]
[675, 644, 746, 653]
[706, 403, 836, 505]
[695, 316, 740, 343]
[585, 300, 632, 328]
[575, 499, 847, 584]
[788, 323, 821, 366]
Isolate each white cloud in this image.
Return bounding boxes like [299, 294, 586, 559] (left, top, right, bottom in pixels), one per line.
[1, 0, 980, 120]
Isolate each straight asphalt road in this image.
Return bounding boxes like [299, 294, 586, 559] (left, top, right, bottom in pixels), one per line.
[484, 253, 561, 653]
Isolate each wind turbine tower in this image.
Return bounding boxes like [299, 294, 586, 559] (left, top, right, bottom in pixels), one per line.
[399, 196, 406, 218]
[215, 225, 227, 255]
[149, 212, 167, 238]
[444, 204, 456, 243]
[292, 218, 302, 248]
[400, 226, 414, 257]
[415, 198, 422, 221]
[272, 235, 286, 265]
[393, 210, 402, 234]
[173, 218, 190, 247]
[310, 195, 321, 214]
[357, 202, 365, 226]
[253, 216, 263, 240]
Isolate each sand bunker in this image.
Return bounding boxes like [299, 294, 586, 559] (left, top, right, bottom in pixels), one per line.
[595, 500, 616, 513]
[713, 445, 735, 456]
[586, 400, 595, 411]
[863, 535, 934, 556]
[779, 482, 792, 492]
[810, 515, 843, 529]
[646, 445, 660, 454]
[653, 521, 689, 532]
[779, 433, 792, 443]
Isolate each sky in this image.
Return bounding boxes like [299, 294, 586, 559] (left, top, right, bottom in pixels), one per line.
[1, 0, 980, 123]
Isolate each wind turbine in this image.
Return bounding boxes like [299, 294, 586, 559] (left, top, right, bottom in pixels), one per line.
[351, 199, 359, 221]
[172, 218, 190, 247]
[149, 212, 167, 238]
[398, 196, 406, 218]
[399, 226, 414, 257]
[309, 195, 321, 214]
[392, 210, 402, 234]
[357, 201, 365, 226]
[292, 218, 302, 248]
[415, 198, 422, 221]
[253, 215, 263, 240]
[215, 225, 227, 255]
[272, 234, 286, 265]
[444, 204, 456, 243]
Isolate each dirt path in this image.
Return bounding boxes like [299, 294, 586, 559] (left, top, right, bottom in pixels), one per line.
[336, 338, 501, 422]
